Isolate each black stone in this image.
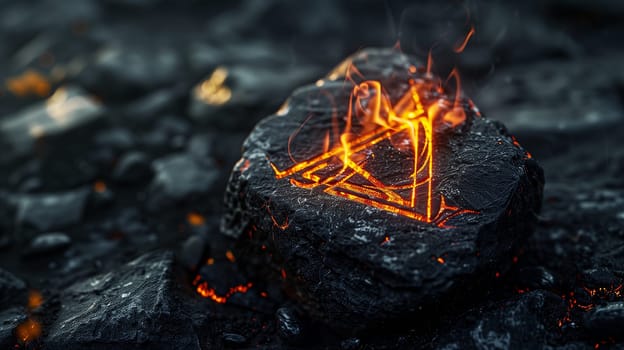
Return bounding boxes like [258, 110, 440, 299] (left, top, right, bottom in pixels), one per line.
[15, 187, 89, 236]
[0, 269, 27, 310]
[112, 151, 153, 184]
[433, 291, 566, 349]
[583, 302, 624, 338]
[25, 232, 72, 256]
[45, 251, 201, 350]
[147, 152, 219, 211]
[516, 266, 557, 290]
[276, 307, 303, 344]
[179, 234, 207, 271]
[222, 49, 544, 330]
[0, 307, 27, 349]
[222, 332, 247, 347]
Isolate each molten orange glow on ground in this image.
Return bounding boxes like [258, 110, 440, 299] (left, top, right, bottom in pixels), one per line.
[270, 63, 479, 227]
[15, 318, 41, 344]
[192, 275, 252, 304]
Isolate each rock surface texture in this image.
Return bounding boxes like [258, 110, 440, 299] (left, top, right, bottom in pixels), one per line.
[223, 49, 544, 329]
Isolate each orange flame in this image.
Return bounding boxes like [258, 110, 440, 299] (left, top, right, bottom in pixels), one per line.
[453, 26, 475, 53]
[192, 275, 252, 304]
[269, 54, 479, 227]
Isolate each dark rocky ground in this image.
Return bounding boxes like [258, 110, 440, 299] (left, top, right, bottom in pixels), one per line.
[0, 0, 623, 349]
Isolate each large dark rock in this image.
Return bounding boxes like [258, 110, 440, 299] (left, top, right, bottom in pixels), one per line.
[583, 302, 624, 338]
[45, 251, 200, 350]
[0, 269, 27, 310]
[222, 49, 544, 330]
[15, 187, 89, 235]
[433, 290, 566, 349]
[146, 152, 219, 211]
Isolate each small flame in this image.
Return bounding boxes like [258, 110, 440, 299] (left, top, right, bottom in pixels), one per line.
[453, 26, 475, 53]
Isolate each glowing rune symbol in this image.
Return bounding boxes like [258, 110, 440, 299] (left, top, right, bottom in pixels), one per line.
[270, 80, 477, 227]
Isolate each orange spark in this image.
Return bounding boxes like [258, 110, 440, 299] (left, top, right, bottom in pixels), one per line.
[453, 26, 475, 53]
[380, 236, 390, 245]
[187, 212, 205, 226]
[225, 250, 236, 263]
[436, 257, 445, 264]
[27, 290, 43, 310]
[93, 180, 107, 193]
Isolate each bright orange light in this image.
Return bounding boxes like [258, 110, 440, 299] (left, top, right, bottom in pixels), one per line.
[15, 318, 41, 344]
[93, 180, 107, 193]
[269, 58, 479, 227]
[187, 212, 205, 226]
[6, 70, 51, 97]
[194, 279, 252, 304]
[225, 250, 236, 263]
[28, 290, 43, 310]
[454, 26, 475, 53]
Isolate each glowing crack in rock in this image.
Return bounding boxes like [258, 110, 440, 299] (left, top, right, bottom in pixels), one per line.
[270, 58, 479, 227]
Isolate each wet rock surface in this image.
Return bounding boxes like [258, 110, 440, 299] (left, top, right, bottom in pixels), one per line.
[0, 0, 622, 348]
[45, 251, 201, 350]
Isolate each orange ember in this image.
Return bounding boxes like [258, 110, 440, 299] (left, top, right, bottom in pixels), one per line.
[27, 290, 43, 310]
[187, 212, 205, 226]
[6, 70, 51, 97]
[15, 318, 41, 344]
[225, 250, 236, 263]
[93, 180, 107, 193]
[270, 55, 479, 227]
[192, 276, 252, 304]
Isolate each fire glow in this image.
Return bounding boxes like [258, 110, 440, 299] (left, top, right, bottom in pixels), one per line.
[192, 275, 252, 304]
[270, 53, 479, 226]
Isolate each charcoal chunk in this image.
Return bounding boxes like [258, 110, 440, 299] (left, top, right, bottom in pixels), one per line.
[222, 49, 544, 330]
[25, 232, 71, 256]
[222, 332, 246, 347]
[45, 251, 200, 350]
[147, 153, 219, 211]
[433, 291, 566, 349]
[0, 86, 104, 166]
[15, 187, 89, 234]
[112, 151, 153, 184]
[0, 269, 27, 310]
[583, 302, 624, 338]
